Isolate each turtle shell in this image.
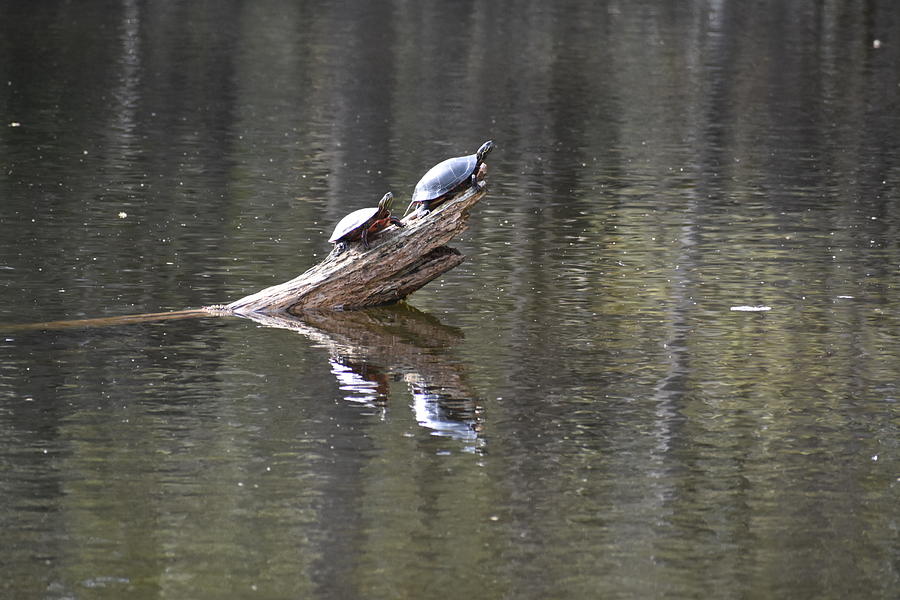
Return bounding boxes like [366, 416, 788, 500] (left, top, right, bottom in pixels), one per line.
[411, 153, 478, 204]
[329, 206, 379, 243]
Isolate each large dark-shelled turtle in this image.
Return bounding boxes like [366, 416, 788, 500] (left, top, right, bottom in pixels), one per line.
[405, 140, 494, 217]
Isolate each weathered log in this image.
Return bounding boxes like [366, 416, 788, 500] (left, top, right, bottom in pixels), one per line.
[1, 309, 212, 331]
[214, 184, 486, 315]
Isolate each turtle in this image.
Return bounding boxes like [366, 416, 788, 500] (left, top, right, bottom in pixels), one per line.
[404, 140, 494, 217]
[329, 192, 404, 254]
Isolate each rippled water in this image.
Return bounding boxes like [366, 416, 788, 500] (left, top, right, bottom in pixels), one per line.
[1, 1, 898, 598]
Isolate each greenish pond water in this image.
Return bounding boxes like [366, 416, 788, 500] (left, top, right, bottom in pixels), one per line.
[1, 1, 897, 598]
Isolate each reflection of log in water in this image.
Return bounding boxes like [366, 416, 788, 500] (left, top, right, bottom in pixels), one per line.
[243, 304, 484, 450]
[329, 356, 391, 409]
[3, 303, 484, 449]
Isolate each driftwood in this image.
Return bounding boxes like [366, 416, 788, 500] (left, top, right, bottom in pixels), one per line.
[211, 183, 486, 315]
[0, 182, 485, 332]
[1, 309, 212, 332]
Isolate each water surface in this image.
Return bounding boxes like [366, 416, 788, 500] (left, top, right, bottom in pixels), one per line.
[1, 1, 898, 598]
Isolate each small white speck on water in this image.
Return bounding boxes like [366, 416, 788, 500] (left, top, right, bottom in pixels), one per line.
[730, 305, 772, 312]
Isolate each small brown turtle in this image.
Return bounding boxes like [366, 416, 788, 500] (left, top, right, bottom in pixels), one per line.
[329, 192, 403, 254]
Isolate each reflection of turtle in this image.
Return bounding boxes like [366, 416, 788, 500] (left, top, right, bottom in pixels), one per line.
[329, 192, 403, 254]
[405, 140, 494, 217]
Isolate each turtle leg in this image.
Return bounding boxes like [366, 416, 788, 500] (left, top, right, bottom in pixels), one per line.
[472, 163, 488, 189]
[361, 227, 370, 250]
[389, 216, 404, 228]
[334, 242, 348, 255]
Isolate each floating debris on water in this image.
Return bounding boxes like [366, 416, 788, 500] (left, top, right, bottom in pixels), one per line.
[117, 212, 128, 218]
[730, 305, 772, 312]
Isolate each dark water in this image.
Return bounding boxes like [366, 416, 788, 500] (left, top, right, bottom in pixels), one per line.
[2, 1, 898, 598]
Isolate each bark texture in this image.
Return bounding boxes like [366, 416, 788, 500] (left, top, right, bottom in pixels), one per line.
[211, 184, 485, 315]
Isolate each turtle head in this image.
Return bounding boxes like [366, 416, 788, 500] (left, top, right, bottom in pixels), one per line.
[477, 140, 494, 161]
[378, 191, 394, 211]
